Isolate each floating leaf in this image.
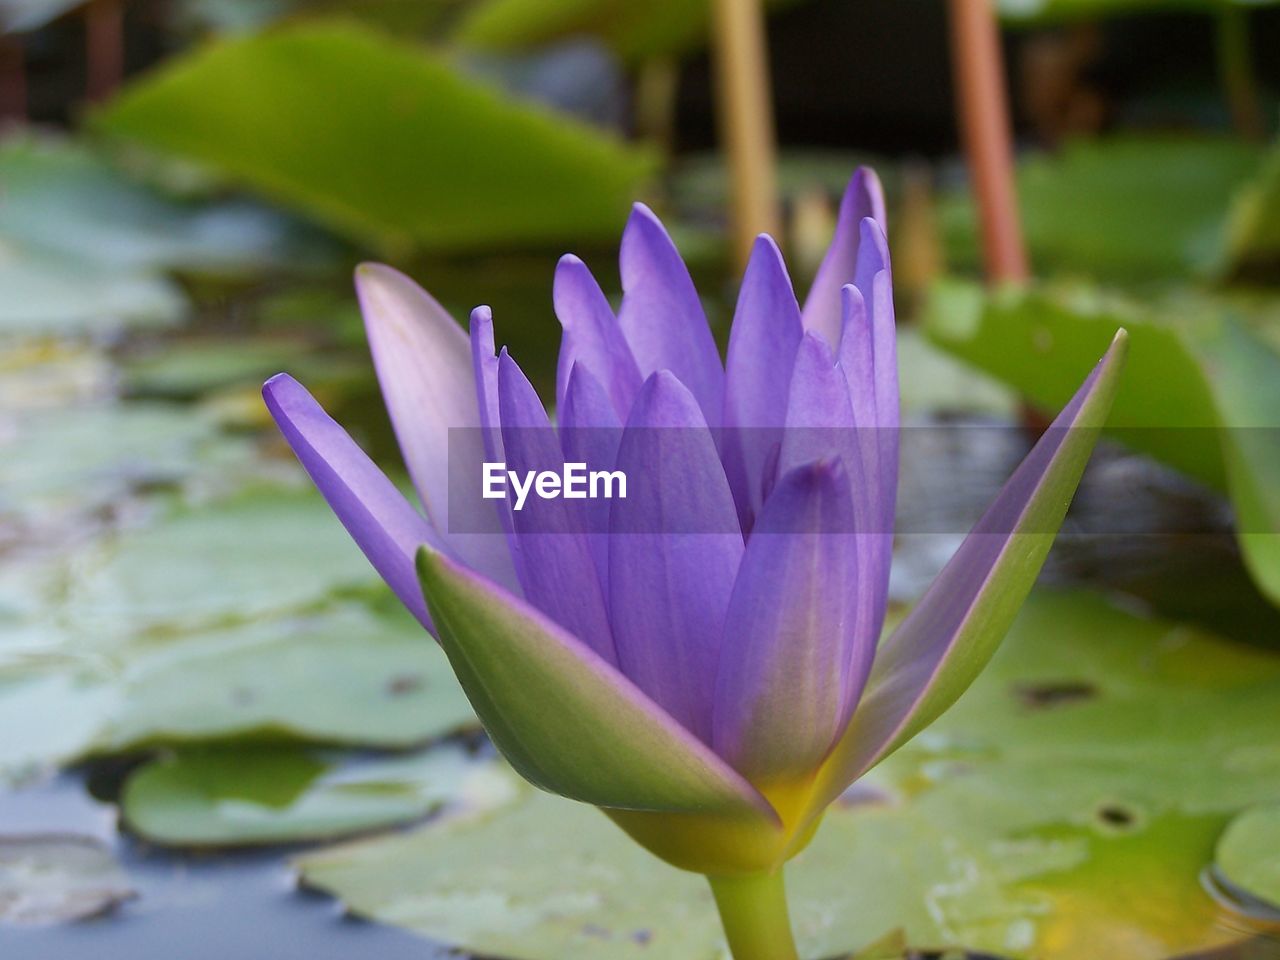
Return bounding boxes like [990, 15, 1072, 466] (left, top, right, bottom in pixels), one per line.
[924, 279, 1280, 606]
[0, 133, 333, 275]
[103, 604, 477, 750]
[940, 138, 1264, 282]
[1214, 805, 1280, 911]
[298, 590, 1280, 959]
[0, 245, 183, 335]
[122, 744, 517, 847]
[96, 22, 656, 252]
[0, 835, 133, 925]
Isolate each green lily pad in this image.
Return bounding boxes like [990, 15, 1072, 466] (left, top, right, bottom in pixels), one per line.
[297, 590, 1280, 960]
[940, 137, 1264, 282]
[924, 278, 1280, 606]
[0, 835, 133, 925]
[103, 604, 477, 749]
[121, 744, 518, 847]
[63, 489, 381, 641]
[0, 401, 260, 543]
[1214, 805, 1280, 911]
[0, 244, 183, 335]
[0, 133, 333, 275]
[95, 21, 656, 253]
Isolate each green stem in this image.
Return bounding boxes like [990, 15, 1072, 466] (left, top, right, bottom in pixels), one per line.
[1216, 4, 1265, 142]
[707, 870, 801, 960]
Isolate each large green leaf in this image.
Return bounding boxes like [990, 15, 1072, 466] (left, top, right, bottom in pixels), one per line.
[95, 22, 656, 252]
[924, 278, 1280, 605]
[454, 0, 803, 63]
[940, 137, 1265, 282]
[121, 744, 517, 846]
[297, 590, 1280, 960]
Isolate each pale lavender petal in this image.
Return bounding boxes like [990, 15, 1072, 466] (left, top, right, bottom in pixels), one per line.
[554, 254, 642, 419]
[262, 373, 441, 631]
[815, 332, 1129, 810]
[609, 371, 744, 743]
[356, 264, 515, 588]
[559, 363, 623, 598]
[712, 459, 859, 783]
[778, 333, 880, 721]
[801, 167, 887, 347]
[721, 235, 804, 531]
[498, 351, 617, 665]
[617, 204, 725, 427]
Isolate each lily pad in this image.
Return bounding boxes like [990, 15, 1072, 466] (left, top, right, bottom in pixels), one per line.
[1214, 805, 1280, 911]
[0, 835, 133, 925]
[103, 604, 477, 749]
[121, 744, 517, 847]
[0, 244, 183, 335]
[297, 590, 1280, 960]
[95, 22, 656, 252]
[924, 278, 1280, 606]
[940, 137, 1264, 282]
[0, 133, 333, 275]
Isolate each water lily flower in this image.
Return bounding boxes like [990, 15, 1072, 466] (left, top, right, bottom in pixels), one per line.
[263, 168, 1126, 960]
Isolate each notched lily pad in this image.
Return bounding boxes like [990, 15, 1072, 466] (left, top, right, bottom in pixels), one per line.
[297, 591, 1280, 960]
[0, 834, 134, 925]
[122, 744, 518, 847]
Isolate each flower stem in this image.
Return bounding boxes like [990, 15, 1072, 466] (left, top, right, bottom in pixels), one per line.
[710, 0, 782, 269]
[946, 0, 1029, 284]
[707, 870, 801, 960]
[1215, 4, 1265, 142]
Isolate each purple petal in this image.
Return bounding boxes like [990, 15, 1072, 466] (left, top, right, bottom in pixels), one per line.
[609, 372, 744, 744]
[778, 333, 881, 722]
[712, 459, 860, 783]
[355, 264, 514, 588]
[559, 363, 623, 599]
[617, 204, 725, 427]
[721, 235, 804, 531]
[801, 167, 887, 348]
[262, 373, 441, 631]
[498, 351, 617, 665]
[554, 254, 642, 420]
[418, 546, 776, 818]
[815, 331, 1129, 808]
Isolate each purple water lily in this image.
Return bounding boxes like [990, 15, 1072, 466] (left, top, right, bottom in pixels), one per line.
[264, 169, 1125, 960]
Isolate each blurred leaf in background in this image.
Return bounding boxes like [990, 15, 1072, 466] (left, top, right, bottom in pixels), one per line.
[94, 22, 657, 253]
[453, 0, 804, 63]
[924, 279, 1280, 606]
[940, 137, 1268, 282]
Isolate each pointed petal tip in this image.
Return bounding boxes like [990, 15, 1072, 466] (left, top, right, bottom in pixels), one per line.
[261, 371, 294, 397]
